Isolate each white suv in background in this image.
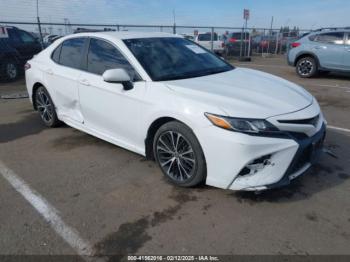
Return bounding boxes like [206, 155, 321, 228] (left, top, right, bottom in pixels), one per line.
[194, 32, 224, 55]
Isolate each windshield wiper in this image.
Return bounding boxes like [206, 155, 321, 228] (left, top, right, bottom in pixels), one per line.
[157, 67, 232, 81]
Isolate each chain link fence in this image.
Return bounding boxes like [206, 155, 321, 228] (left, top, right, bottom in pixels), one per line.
[0, 20, 310, 59]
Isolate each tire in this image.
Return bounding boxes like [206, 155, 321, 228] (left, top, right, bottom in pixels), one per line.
[1, 61, 18, 81]
[296, 56, 318, 78]
[34, 86, 62, 127]
[153, 121, 206, 187]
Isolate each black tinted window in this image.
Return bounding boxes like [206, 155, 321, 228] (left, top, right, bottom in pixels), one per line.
[87, 38, 139, 79]
[51, 45, 61, 63]
[198, 33, 218, 41]
[60, 38, 85, 69]
[230, 33, 249, 39]
[314, 32, 344, 44]
[7, 29, 21, 45]
[17, 30, 36, 44]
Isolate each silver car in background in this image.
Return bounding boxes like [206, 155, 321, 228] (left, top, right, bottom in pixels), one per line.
[288, 28, 350, 78]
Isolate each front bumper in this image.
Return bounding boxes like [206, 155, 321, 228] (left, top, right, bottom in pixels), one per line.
[263, 123, 325, 190]
[195, 107, 326, 191]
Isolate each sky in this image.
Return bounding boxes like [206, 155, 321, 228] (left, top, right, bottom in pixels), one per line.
[0, 0, 349, 30]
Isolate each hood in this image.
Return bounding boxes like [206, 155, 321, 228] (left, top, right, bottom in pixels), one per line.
[164, 67, 313, 119]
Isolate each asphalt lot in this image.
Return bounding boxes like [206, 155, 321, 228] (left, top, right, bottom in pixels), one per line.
[0, 55, 349, 258]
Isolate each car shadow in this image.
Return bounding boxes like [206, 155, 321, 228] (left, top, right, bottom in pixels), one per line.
[230, 129, 349, 204]
[317, 72, 350, 81]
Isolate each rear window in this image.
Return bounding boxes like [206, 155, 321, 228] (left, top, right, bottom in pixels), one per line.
[59, 38, 86, 69]
[198, 33, 218, 41]
[229, 32, 249, 39]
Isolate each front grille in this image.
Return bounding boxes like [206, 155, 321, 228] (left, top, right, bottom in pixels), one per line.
[278, 115, 319, 127]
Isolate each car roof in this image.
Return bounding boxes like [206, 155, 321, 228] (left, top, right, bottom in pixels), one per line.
[309, 29, 350, 35]
[72, 31, 182, 40]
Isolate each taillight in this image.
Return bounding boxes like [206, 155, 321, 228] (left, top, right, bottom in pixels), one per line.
[221, 42, 225, 48]
[229, 38, 236, 43]
[291, 42, 301, 48]
[24, 62, 31, 71]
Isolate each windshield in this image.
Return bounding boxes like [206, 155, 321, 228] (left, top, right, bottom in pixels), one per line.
[123, 37, 233, 81]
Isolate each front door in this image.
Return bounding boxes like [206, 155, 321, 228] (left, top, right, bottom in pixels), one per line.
[312, 32, 345, 70]
[78, 38, 146, 150]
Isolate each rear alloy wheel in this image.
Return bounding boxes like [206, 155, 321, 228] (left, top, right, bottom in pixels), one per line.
[153, 121, 206, 187]
[296, 57, 317, 78]
[34, 86, 62, 127]
[4, 62, 18, 81]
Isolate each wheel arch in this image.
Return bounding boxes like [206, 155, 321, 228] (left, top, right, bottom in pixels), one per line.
[32, 82, 45, 110]
[145, 117, 178, 160]
[144, 114, 203, 160]
[294, 52, 320, 67]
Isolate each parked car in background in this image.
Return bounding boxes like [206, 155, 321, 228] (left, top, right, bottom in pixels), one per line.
[43, 34, 61, 47]
[288, 28, 350, 78]
[223, 32, 251, 56]
[194, 32, 224, 55]
[252, 35, 279, 54]
[0, 26, 42, 80]
[25, 32, 326, 191]
[180, 34, 194, 41]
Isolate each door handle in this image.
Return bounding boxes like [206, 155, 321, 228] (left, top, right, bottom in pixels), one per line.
[46, 69, 53, 75]
[79, 79, 90, 86]
[314, 46, 326, 50]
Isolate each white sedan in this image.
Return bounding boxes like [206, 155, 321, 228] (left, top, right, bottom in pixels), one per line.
[25, 32, 326, 191]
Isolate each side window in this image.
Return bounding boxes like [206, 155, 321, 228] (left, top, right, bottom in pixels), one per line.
[314, 32, 344, 45]
[51, 45, 62, 63]
[7, 29, 21, 45]
[17, 30, 36, 44]
[87, 38, 139, 80]
[60, 38, 86, 69]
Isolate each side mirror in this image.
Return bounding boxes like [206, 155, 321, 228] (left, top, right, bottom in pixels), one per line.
[102, 68, 134, 90]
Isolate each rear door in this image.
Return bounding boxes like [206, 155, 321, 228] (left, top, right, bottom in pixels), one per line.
[311, 32, 345, 70]
[45, 37, 87, 123]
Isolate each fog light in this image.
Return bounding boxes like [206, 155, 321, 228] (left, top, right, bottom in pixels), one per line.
[238, 155, 272, 177]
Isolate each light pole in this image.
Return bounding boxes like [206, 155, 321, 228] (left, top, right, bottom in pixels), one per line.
[172, 9, 176, 34]
[36, 0, 44, 48]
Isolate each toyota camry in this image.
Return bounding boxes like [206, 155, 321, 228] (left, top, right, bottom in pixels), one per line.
[25, 32, 326, 191]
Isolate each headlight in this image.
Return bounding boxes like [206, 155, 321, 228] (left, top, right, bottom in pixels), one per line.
[205, 113, 279, 134]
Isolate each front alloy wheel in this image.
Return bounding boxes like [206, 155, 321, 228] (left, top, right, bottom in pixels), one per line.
[154, 121, 206, 187]
[157, 131, 195, 182]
